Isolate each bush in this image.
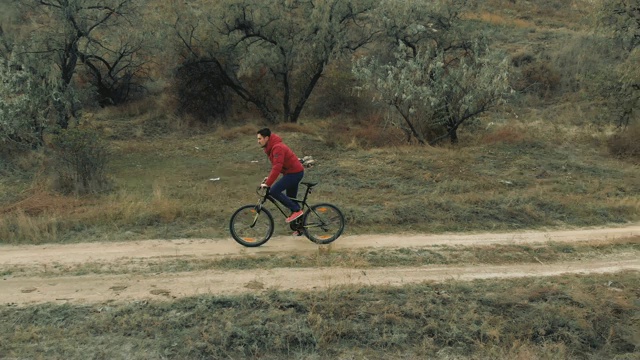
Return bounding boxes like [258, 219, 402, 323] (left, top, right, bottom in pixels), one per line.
[512, 57, 561, 98]
[172, 60, 233, 125]
[50, 128, 111, 195]
[607, 122, 640, 162]
[0, 57, 56, 151]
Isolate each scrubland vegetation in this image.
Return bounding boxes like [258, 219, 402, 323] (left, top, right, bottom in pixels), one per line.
[0, 0, 639, 358]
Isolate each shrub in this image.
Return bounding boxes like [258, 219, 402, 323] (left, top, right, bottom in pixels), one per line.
[512, 58, 561, 98]
[607, 122, 640, 162]
[172, 60, 233, 125]
[50, 128, 111, 195]
[0, 57, 57, 152]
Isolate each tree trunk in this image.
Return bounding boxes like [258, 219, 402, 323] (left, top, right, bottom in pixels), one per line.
[289, 63, 325, 123]
[449, 128, 458, 144]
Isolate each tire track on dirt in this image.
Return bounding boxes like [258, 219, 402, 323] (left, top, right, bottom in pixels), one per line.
[1, 225, 639, 266]
[1, 225, 639, 306]
[2, 256, 638, 306]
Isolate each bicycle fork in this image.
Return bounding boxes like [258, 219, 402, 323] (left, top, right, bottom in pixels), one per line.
[250, 201, 267, 228]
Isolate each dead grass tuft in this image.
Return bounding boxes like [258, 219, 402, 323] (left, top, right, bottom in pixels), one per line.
[0, 190, 86, 216]
[0, 209, 60, 244]
[464, 11, 535, 29]
[150, 180, 182, 223]
[274, 122, 316, 135]
[218, 124, 258, 141]
[481, 125, 526, 144]
[352, 124, 406, 149]
[322, 114, 407, 149]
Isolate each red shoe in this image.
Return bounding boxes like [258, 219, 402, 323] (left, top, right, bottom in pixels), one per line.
[286, 210, 304, 223]
[292, 230, 303, 236]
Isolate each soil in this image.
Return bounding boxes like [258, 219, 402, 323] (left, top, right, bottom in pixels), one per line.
[1, 225, 639, 306]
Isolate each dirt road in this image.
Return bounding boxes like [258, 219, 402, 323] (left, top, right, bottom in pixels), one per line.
[1, 225, 639, 306]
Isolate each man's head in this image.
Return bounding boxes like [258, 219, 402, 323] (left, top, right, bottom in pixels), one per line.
[257, 128, 271, 148]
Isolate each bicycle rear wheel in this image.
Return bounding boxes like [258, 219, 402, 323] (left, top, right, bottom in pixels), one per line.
[229, 205, 274, 247]
[302, 203, 345, 244]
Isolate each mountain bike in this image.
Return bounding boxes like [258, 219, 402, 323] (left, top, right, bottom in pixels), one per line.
[229, 181, 345, 247]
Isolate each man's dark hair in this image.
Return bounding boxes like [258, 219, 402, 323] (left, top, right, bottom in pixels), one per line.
[257, 128, 271, 137]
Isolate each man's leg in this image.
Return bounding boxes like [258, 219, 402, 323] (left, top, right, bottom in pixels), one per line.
[285, 178, 300, 202]
[270, 172, 304, 212]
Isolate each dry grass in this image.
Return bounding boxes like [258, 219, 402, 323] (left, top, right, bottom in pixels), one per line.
[4, 113, 637, 244]
[273, 122, 317, 135]
[0, 272, 637, 359]
[0, 189, 85, 217]
[218, 123, 259, 141]
[474, 0, 596, 30]
[480, 125, 526, 144]
[0, 210, 58, 244]
[2, 110, 631, 245]
[0, 180, 91, 243]
[318, 114, 408, 149]
[463, 11, 536, 29]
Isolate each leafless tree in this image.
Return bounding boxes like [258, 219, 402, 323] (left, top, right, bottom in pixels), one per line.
[172, 0, 377, 123]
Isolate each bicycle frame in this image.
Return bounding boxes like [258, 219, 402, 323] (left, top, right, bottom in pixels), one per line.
[255, 184, 313, 220]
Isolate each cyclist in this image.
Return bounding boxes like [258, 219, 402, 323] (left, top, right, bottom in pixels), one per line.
[257, 128, 305, 223]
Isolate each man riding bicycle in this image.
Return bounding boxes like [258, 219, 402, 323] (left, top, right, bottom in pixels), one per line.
[257, 128, 305, 223]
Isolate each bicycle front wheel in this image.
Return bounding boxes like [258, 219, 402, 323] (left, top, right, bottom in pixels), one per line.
[229, 205, 274, 247]
[302, 203, 345, 244]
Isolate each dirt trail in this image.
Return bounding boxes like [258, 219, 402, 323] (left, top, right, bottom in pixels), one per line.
[1, 225, 639, 306]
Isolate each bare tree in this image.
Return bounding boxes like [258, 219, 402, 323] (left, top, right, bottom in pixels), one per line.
[78, 36, 149, 107]
[18, 0, 147, 126]
[172, 0, 377, 123]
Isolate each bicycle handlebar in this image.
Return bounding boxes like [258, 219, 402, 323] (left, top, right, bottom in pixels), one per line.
[256, 186, 269, 197]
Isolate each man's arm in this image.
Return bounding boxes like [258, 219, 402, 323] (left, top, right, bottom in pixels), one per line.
[265, 145, 284, 186]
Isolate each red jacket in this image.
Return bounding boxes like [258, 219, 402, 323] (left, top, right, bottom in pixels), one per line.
[264, 133, 304, 186]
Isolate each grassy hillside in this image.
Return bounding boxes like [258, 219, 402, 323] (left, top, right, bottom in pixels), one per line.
[1, 111, 638, 244]
[0, 1, 639, 359]
[0, 112, 640, 243]
[1, 0, 638, 245]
